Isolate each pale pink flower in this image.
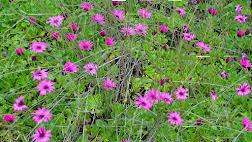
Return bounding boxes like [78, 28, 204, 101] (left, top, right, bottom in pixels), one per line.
[106, 37, 116, 46]
[46, 14, 64, 28]
[92, 14, 105, 25]
[31, 127, 53, 142]
[135, 95, 153, 111]
[66, 33, 77, 41]
[80, 2, 93, 11]
[175, 85, 189, 100]
[181, 32, 196, 42]
[3, 114, 16, 123]
[103, 78, 116, 91]
[13, 95, 29, 113]
[69, 23, 80, 31]
[138, 9, 152, 18]
[32, 107, 53, 124]
[30, 42, 47, 53]
[175, 7, 186, 15]
[196, 42, 211, 53]
[209, 90, 218, 101]
[243, 117, 252, 131]
[79, 39, 93, 51]
[221, 71, 228, 79]
[167, 111, 183, 126]
[35, 80, 56, 96]
[83, 62, 98, 76]
[182, 25, 188, 32]
[64, 62, 79, 73]
[235, 82, 251, 96]
[234, 15, 247, 24]
[111, 9, 125, 21]
[235, 5, 243, 14]
[159, 92, 174, 104]
[121, 26, 135, 36]
[31, 66, 48, 82]
[135, 23, 148, 35]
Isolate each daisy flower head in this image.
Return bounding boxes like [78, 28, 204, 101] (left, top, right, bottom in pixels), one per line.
[135, 95, 153, 111]
[31, 66, 48, 82]
[103, 78, 116, 91]
[138, 8, 152, 18]
[209, 90, 218, 101]
[13, 95, 29, 113]
[135, 23, 148, 35]
[66, 33, 77, 41]
[107, 37, 116, 46]
[234, 15, 247, 24]
[46, 14, 64, 28]
[175, 7, 186, 15]
[79, 39, 93, 51]
[112, 1, 120, 5]
[83, 62, 98, 76]
[121, 26, 135, 36]
[235, 82, 251, 96]
[196, 42, 211, 53]
[240, 59, 252, 67]
[182, 25, 188, 32]
[80, 2, 93, 11]
[51, 31, 59, 39]
[209, 7, 217, 16]
[69, 23, 80, 31]
[31, 127, 53, 142]
[167, 111, 183, 126]
[221, 71, 228, 79]
[159, 25, 169, 33]
[64, 62, 79, 73]
[16, 47, 25, 55]
[235, 5, 243, 14]
[32, 107, 53, 124]
[181, 32, 196, 42]
[3, 114, 16, 123]
[175, 85, 189, 100]
[145, 88, 160, 103]
[159, 92, 174, 104]
[28, 17, 36, 23]
[35, 80, 56, 96]
[30, 42, 48, 53]
[111, 9, 125, 21]
[237, 30, 244, 37]
[242, 53, 247, 60]
[121, 139, 129, 142]
[243, 117, 252, 131]
[92, 14, 105, 25]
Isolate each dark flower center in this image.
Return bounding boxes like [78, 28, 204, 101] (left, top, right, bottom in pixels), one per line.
[39, 132, 45, 138]
[18, 101, 24, 106]
[44, 85, 49, 89]
[239, 18, 243, 21]
[68, 68, 72, 72]
[179, 92, 184, 96]
[54, 19, 58, 23]
[241, 89, 245, 92]
[37, 72, 42, 76]
[89, 68, 93, 71]
[37, 46, 41, 49]
[172, 117, 177, 121]
[39, 115, 45, 118]
[141, 102, 146, 106]
[152, 95, 155, 99]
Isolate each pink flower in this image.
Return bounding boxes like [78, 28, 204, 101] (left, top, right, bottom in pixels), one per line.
[135, 95, 153, 111]
[181, 32, 196, 42]
[242, 53, 247, 60]
[31, 66, 48, 82]
[2, 52, 6, 58]
[80, 2, 93, 11]
[242, 117, 252, 131]
[69, 23, 80, 31]
[64, 62, 79, 73]
[235, 5, 243, 14]
[135, 23, 148, 35]
[16, 47, 25, 55]
[138, 9, 152, 18]
[92, 14, 105, 25]
[175, 85, 189, 100]
[221, 71, 228, 79]
[121, 26, 135, 36]
[35, 80, 56, 96]
[112, 1, 120, 5]
[182, 25, 188, 32]
[103, 78, 116, 91]
[66, 33, 77, 41]
[235, 82, 251, 96]
[3, 114, 16, 123]
[79, 39, 93, 51]
[13, 95, 29, 113]
[51, 31, 59, 39]
[167, 111, 183, 126]
[209, 7, 217, 16]
[111, 9, 125, 21]
[83, 62, 98, 76]
[121, 140, 129, 142]
[30, 42, 47, 53]
[100, 29, 106, 37]
[107, 37, 116, 46]
[234, 15, 247, 24]
[145, 88, 160, 103]
[209, 90, 218, 101]
[226, 57, 231, 63]
[237, 30, 244, 37]
[46, 14, 64, 28]
[32, 107, 53, 124]
[152, 30, 157, 35]
[31, 127, 53, 142]
[196, 42, 211, 53]
[28, 17, 36, 23]
[240, 59, 252, 67]
[159, 25, 169, 33]
[245, 29, 251, 35]
[159, 92, 174, 104]
[175, 7, 186, 15]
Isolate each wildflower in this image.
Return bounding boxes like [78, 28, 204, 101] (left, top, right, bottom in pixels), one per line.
[221, 71, 228, 79]
[121, 140, 129, 142]
[190, 0, 201, 5]
[242, 117, 252, 131]
[245, 29, 251, 35]
[234, 15, 247, 24]
[175, 7, 186, 15]
[92, 14, 105, 25]
[135, 23, 148, 35]
[16, 48, 25, 55]
[159, 92, 174, 104]
[135, 95, 153, 111]
[121, 26, 135, 36]
[162, 44, 168, 50]
[35, 80, 56, 96]
[167, 111, 183, 126]
[181, 32, 196, 42]
[237, 30, 244, 37]
[69, 23, 80, 31]
[64, 62, 79, 73]
[189, 77, 192, 80]
[80, 2, 93, 11]
[182, 25, 188, 32]
[32, 107, 53, 124]
[242, 53, 247, 60]
[197, 119, 202, 125]
[175, 85, 189, 100]
[106, 37, 116, 46]
[12, 95, 29, 113]
[159, 25, 169, 33]
[209, 7, 217, 16]
[88, 136, 92, 140]
[226, 57, 231, 63]
[3, 114, 16, 123]
[112, 1, 120, 5]
[66, 33, 77, 41]
[240, 59, 252, 67]
[79, 39, 93, 51]
[100, 29, 106, 37]
[111, 9, 125, 21]
[90, 81, 94, 87]
[62, 14, 68, 20]
[138, 8, 152, 18]
[46, 14, 64, 28]
[2, 52, 6, 58]
[53, 78, 56, 82]
[146, 88, 160, 103]
[235, 82, 251, 96]
[152, 30, 157, 35]
[28, 17, 36, 23]
[30, 42, 47, 53]
[103, 78, 116, 91]
[196, 42, 211, 53]
[31, 66, 48, 82]
[160, 79, 165, 85]
[51, 31, 59, 39]
[209, 90, 218, 101]
[31, 127, 53, 142]
[83, 62, 98, 76]
[235, 5, 243, 14]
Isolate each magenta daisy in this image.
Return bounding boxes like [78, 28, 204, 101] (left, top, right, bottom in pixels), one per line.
[28, 17, 36, 23]
[221, 71, 228, 79]
[243, 117, 252, 131]
[159, 92, 174, 104]
[235, 82, 251, 96]
[16, 47, 25, 55]
[31, 66, 48, 82]
[138, 8, 152, 18]
[209, 90, 218, 101]
[31, 127, 53, 142]
[121, 26, 135, 36]
[46, 14, 64, 28]
[175, 85, 189, 100]
[135, 23, 148, 35]
[121, 140, 129, 142]
[135, 95, 153, 111]
[83, 62, 98, 76]
[92, 14, 105, 25]
[112, 1, 120, 5]
[64, 62, 79, 73]
[66, 33, 77, 41]
[30, 42, 47, 53]
[69, 23, 80, 31]
[35, 80, 56, 96]
[175, 7, 186, 15]
[32, 107, 53, 124]
[234, 15, 247, 24]
[103, 78, 116, 91]
[79, 39, 93, 51]
[159, 25, 169, 33]
[181, 32, 196, 42]
[209, 7, 217, 16]
[145, 88, 160, 103]
[106, 37, 116, 46]
[12, 95, 29, 113]
[240, 59, 252, 67]
[51, 31, 59, 39]
[235, 5, 243, 14]
[242, 53, 247, 60]
[196, 42, 211, 53]
[111, 9, 125, 21]
[80, 2, 93, 11]
[3, 114, 16, 123]
[166, 111, 183, 126]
